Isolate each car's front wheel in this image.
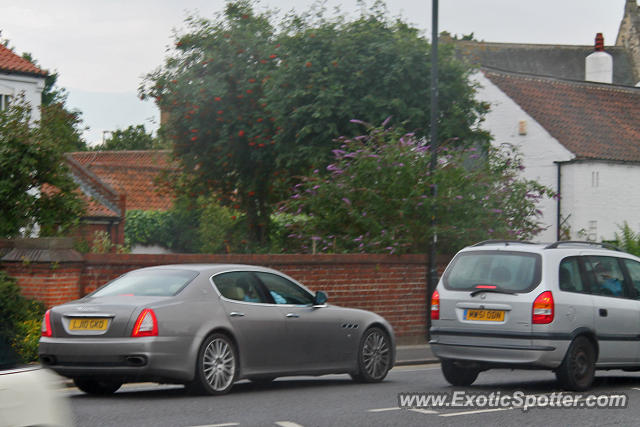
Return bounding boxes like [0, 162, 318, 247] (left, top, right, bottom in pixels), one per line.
[441, 360, 479, 386]
[73, 378, 122, 395]
[556, 336, 596, 391]
[351, 327, 392, 383]
[188, 333, 238, 395]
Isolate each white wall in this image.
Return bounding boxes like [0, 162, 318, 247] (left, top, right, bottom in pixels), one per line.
[561, 161, 640, 241]
[0, 72, 45, 121]
[472, 71, 575, 242]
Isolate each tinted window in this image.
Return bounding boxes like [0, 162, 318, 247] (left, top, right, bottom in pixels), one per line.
[92, 269, 198, 297]
[255, 272, 314, 305]
[444, 251, 541, 292]
[623, 259, 640, 300]
[559, 257, 587, 293]
[213, 271, 268, 303]
[583, 256, 627, 298]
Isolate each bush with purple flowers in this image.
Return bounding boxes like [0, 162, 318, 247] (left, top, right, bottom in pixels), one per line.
[279, 122, 555, 254]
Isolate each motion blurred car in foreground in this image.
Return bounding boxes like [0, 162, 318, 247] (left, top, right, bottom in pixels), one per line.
[1, 336, 72, 426]
[39, 264, 395, 395]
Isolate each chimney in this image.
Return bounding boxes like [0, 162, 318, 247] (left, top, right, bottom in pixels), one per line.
[585, 33, 613, 83]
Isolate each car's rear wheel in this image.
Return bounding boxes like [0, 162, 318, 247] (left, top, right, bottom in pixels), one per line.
[556, 336, 595, 391]
[73, 378, 122, 395]
[441, 360, 479, 386]
[188, 333, 237, 395]
[350, 327, 392, 383]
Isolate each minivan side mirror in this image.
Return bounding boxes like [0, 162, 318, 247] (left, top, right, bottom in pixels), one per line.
[313, 291, 328, 306]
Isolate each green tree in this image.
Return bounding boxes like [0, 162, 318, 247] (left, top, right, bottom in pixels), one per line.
[279, 123, 554, 254]
[268, 3, 489, 171]
[142, 0, 489, 249]
[143, 1, 280, 246]
[22, 52, 87, 152]
[0, 96, 85, 237]
[91, 124, 160, 151]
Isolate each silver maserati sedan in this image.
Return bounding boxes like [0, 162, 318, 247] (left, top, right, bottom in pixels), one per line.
[39, 264, 395, 395]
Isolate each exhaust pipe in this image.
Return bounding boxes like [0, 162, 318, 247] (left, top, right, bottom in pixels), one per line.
[125, 356, 147, 366]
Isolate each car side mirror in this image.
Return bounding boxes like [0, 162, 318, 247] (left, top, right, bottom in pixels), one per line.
[313, 291, 328, 305]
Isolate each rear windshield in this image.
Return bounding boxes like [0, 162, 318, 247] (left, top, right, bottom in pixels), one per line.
[92, 269, 198, 297]
[443, 250, 541, 292]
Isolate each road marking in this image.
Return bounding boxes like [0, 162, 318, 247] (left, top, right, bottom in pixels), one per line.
[632, 388, 640, 391]
[275, 422, 305, 427]
[368, 407, 401, 412]
[392, 365, 440, 372]
[409, 409, 439, 415]
[187, 424, 239, 427]
[439, 408, 513, 417]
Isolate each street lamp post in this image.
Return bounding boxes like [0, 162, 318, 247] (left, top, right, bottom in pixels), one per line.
[426, 0, 439, 335]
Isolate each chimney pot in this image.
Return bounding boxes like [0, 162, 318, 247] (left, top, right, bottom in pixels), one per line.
[594, 32, 605, 51]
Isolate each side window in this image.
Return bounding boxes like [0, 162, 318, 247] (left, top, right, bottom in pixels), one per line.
[583, 256, 627, 298]
[254, 272, 314, 305]
[559, 257, 587, 293]
[623, 259, 640, 300]
[212, 271, 268, 303]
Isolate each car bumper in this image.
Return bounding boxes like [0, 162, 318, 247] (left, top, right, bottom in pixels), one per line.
[39, 335, 195, 383]
[429, 328, 570, 368]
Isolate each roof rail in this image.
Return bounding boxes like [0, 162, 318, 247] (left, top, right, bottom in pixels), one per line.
[472, 240, 535, 247]
[544, 241, 623, 251]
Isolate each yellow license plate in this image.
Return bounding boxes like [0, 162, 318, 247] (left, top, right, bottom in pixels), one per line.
[465, 309, 505, 322]
[69, 318, 109, 331]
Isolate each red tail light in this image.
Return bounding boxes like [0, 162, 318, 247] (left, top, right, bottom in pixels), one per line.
[131, 309, 158, 337]
[532, 291, 554, 324]
[431, 290, 440, 320]
[41, 309, 52, 337]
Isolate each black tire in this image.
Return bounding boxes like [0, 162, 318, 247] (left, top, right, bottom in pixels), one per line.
[555, 336, 596, 391]
[350, 327, 392, 383]
[187, 333, 238, 395]
[73, 378, 122, 395]
[441, 360, 479, 386]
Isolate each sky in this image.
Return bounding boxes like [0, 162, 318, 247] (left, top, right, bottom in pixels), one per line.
[0, 0, 630, 146]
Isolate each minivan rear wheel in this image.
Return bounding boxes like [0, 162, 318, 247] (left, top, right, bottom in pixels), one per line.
[441, 360, 479, 386]
[555, 336, 595, 391]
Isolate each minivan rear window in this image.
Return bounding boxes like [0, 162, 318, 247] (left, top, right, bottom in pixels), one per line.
[443, 251, 542, 292]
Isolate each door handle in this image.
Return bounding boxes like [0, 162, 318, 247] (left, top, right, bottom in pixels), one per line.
[230, 312, 245, 317]
[599, 308, 608, 317]
[286, 313, 300, 318]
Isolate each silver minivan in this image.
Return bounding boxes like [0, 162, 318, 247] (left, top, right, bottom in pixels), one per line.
[430, 240, 640, 391]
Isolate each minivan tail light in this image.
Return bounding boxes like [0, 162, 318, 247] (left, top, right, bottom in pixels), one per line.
[41, 309, 52, 337]
[532, 291, 554, 324]
[131, 308, 158, 337]
[431, 290, 440, 320]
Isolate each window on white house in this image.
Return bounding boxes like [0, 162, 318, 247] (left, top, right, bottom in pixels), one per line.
[591, 171, 599, 187]
[0, 94, 12, 111]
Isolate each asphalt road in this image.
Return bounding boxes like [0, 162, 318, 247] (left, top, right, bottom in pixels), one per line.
[64, 365, 640, 427]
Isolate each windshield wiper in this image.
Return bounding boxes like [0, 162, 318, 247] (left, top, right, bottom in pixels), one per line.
[470, 286, 518, 297]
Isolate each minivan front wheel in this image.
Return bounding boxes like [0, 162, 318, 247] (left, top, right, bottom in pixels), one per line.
[556, 336, 595, 391]
[441, 360, 479, 386]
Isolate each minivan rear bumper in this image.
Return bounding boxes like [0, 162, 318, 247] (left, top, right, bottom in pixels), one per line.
[430, 327, 571, 368]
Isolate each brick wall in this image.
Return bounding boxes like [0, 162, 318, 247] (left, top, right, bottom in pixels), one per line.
[2, 242, 451, 344]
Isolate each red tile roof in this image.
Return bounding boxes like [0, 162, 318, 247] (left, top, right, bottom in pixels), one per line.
[0, 44, 47, 77]
[483, 68, 640, 162]
[67, 151, 176, 216]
